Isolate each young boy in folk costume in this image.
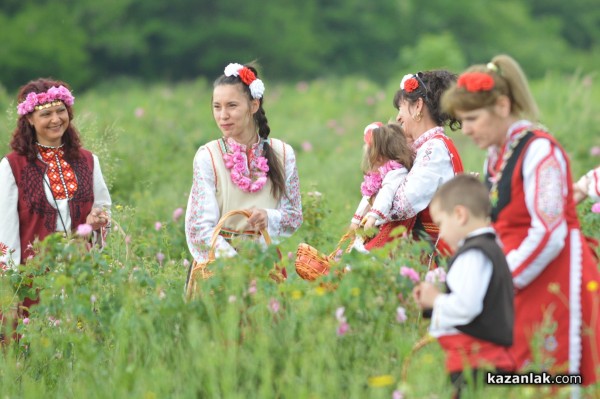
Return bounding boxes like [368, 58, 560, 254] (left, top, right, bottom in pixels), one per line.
[413, 174, 515, 398]
[349, 122, 415, 251]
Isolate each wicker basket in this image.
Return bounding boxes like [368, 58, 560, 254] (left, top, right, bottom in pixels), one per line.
[185, 209, 272, 299]
[295, 230, 355, 281]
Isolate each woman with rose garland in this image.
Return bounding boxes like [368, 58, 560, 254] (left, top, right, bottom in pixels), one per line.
[185, 63, 302, 266]
[388, 70, 464, 257]
[442, 54, 599, 388]
[0, 78, 111, 341]
[349, 122, 415, 251]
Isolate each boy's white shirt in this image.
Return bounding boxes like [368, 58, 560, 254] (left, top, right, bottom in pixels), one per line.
[428, 226, 495, 337]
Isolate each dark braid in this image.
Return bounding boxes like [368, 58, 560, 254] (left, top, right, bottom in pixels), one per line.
[213, 65, 287, 200]
[393, 70, 461, 131]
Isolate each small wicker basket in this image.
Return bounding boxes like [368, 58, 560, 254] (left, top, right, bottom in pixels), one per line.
[295, 230, 355, 281]
[185, 209, 272, 299]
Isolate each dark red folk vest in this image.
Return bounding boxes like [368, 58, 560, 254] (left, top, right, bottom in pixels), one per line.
[6, 150, 94, 263]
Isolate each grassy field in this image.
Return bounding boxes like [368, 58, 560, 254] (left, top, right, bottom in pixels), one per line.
[0, 70, 599, 398]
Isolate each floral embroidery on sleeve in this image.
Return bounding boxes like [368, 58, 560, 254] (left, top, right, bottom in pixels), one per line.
[276, 145, 302, 236]
[534, 153, 564, 231]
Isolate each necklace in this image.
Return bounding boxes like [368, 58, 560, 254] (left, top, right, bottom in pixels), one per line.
[223, 139, 269, 193]
[361, 160, 403, 197]
[489, 129, 530, 207]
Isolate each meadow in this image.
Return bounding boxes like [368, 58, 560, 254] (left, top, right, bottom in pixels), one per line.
[0, 70, 599, 398]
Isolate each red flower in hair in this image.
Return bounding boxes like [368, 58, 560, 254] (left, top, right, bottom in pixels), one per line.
[404, 78, 419, 93]
[238, 68, 257, 86]
[457, 73, 495, 92]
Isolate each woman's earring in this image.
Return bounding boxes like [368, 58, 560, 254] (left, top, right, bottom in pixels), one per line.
[413, 112, 423, 122]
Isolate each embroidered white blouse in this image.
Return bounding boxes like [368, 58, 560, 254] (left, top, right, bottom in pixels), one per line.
[185, 138, 302, 263]
[390, 126, 456, 220]
[0, 154, 112, 269]
[351, 168, 408, 226]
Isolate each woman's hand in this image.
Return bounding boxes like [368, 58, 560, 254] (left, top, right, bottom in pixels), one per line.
[363, 216, 376, 231]
[349, 223, 360, 231]
[86, 207, 110, 231]
[247, 208, 268, 232]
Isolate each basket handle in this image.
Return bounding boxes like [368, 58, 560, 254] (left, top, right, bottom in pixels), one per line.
[327, 229, 356, 258]
[206, 209, 272, 262]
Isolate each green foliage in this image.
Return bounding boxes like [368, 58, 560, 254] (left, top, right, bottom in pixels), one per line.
[2, 0, 600, 89]
[0, 70, 599, 398]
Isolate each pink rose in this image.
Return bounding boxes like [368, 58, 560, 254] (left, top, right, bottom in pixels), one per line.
[172, 207, 184, 222]
[76, 223, 93, 237]
[400, 266, 420, 283]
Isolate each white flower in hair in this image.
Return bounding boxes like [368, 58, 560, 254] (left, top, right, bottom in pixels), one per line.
[249, 79, 265, 99]
[400, 74, 413, 90]
[224, 63, 244, 77]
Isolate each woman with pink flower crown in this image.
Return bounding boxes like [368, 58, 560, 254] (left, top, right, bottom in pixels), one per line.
[442, 54, 600, 390]
[0, 78, 111, 341]
[349, 122, 416, 251]
[185, 63, 302, 269]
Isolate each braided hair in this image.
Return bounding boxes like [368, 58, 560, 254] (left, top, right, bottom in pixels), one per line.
[213, 65, 286, 200]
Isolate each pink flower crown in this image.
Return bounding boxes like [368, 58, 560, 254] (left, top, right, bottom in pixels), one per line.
[17, 85, 75, 116]
[224, 63, 265, 99]
[363, 121, 383, 146]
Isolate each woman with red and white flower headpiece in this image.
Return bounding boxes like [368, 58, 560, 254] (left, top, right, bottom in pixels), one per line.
[442, 54, 599, 389]
[388, 70, 465, 257]
[0, 78, 112, 336]
[185, 63, 302, 266]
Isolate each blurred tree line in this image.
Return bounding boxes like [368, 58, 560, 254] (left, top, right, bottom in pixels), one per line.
[1, 0, 598, 91]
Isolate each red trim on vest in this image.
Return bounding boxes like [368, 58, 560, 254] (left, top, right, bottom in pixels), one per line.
[438, 333, 516, 373]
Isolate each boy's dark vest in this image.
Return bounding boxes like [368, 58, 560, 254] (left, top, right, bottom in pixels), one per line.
[6, 150, 94, 263]
[446, 232, 514, 347]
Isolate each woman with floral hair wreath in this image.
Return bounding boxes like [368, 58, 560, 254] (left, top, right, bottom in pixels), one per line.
[388, 70, 465, 258]
[442, 54, 599, 389]
[0, 78, 111, 340]
[185, 63, 302, 270]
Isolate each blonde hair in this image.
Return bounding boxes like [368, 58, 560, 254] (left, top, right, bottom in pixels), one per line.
[441, 54, 539, 121]
[362, 123, 414, 173]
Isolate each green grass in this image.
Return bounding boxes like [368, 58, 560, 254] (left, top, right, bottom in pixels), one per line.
[0, 71, 599, 398]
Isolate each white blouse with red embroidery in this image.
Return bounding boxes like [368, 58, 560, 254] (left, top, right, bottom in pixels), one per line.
[390, 126, 456, 221]
[0, 149, 111, 270]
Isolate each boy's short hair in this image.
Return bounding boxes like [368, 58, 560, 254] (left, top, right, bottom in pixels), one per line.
[431, 174, 491, 219]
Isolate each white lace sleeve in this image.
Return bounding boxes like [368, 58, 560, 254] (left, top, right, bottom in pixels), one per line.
[185, 147, 236, 263]
[91, 154, 112, 247]
[390, 139, 454, 220]
[0, 158, 21, 269]
[265, 143, 303, 238]
[368, 168, 407, 222]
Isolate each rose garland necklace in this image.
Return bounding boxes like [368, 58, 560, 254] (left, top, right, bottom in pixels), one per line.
[223, 138, 269, 193]
[361, 160, 403, 197]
